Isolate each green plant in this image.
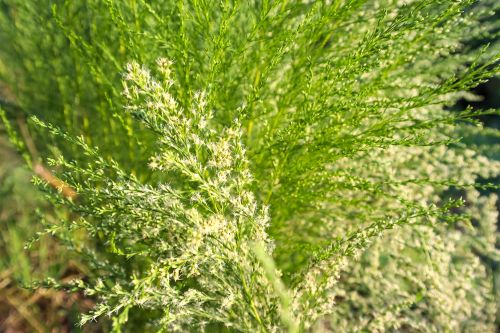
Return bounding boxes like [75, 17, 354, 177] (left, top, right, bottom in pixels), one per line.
[0, 0, 499, 332]
[0, 131, 100, 333]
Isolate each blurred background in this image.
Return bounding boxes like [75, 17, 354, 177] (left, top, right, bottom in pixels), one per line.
[0, 112, 101, 332]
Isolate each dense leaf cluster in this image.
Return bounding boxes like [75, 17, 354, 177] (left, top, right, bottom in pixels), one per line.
[0, 0, 499, 332]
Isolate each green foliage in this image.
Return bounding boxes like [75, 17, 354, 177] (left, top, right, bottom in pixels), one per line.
[0, 0, 499, 332]
[0, 131, 97, 332]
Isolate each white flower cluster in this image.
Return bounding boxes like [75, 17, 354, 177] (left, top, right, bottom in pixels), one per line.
[77, 59, 281, 331]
